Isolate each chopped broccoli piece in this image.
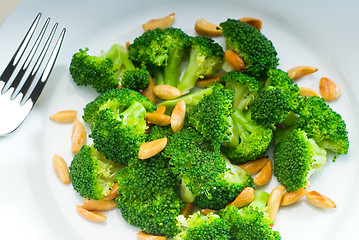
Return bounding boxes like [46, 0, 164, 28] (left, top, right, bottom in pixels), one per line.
[146, 125, 174, 142]
[121, 68, 150, 90]
[69, 145, 123, 200]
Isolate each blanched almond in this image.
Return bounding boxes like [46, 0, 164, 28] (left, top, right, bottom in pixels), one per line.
[267, 185, 285, 223]
[83, 198, 117, 211]
[142, 13, 175, 31]
[194, 18, 222, 37]
[253, 160, 272, 186]
[145, 112, 171, 126]
[287, 66, 318, 80]
[138, 138, 167, 159]
[49, 110, 77, 123]
[224, 50, 245, 71]
[305, 190, 336, 208]
[299, 87, 320, 97]
[227, 187, 255, 208]
[153, 85, 183, 100]
[181, 202, 195, 218]
[52, 154, 70, 184]
[103, 183, 119, 200]
[238, 157, 269, 175]
[281, 181, 310, 206]
[239, 17, 262, 30]
[76, 205, 106, 222]
[137, 232, 167, 240]
[171, 100, 186, 133]
[71, 118, 86, 153]
[200, 208, 218, 215]
[319, 77, 340, 101]
[142, 76, 156, 104]
[195, 73, 225, 88]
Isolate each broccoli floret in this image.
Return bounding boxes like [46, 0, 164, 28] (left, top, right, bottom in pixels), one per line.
[69, 145, 123, 200]
[90, 101, 148, 165]
[83, 88, 156, 123]
[250, 69, 300, 128]
[273, 128, 327, 191]
[129, 27, 190, 86]
[121, 68, 150, 90]
[220, 71, 261, 111]
[219, 190, 281, 240]
[175, 212, 231, 240]
[220, 19, 278, 78]
[294, 96, 349, 155]
[70, 44, 136, 93]
[146, 125, 174, 142]
[116, 155, 183, 237]
[177, 36, 224, 94]
[165, 127, 253, 210]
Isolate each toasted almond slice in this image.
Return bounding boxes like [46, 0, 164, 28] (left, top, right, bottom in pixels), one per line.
[305, 190, 336, 208]
[145, 112, 171, 126]
[267, 185, 285, 223]
[227, 187, 255, 208]
[200, 208, 218, 215]
[137, 231, 167, 240]
[171, 100, 186, 133]
[238, 157, 269, 175]
[104, 183, 119, 200]
[195, 73, 225, 88]
[76, 205, 106, 222]
[287, 66, 318, 80]
[153, 85, 183, 100]
[319, 77, 341, 101]
[83, 198, 117, 211]
[181, 202, 195, 218]
[239, 17, 262, 30]
[71, 118, 86, 153]
[224, 50, 245, 71]
[52, 154, 70, 184]
[281, 181, 310, 206]
[299, 87, 320, 97]
[138, 137, 167, 160]
[155, 105, 167, 115]
[253, 160, 272, 186]
[49, 110, 77, 123]
[142, 13, 175, 31]
[194, 18, 222, 36]
[142, 75, 156, 104]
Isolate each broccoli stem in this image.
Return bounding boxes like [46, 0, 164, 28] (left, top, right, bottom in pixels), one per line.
[103, 44, 122, 70]
[227, 109, 253, 147]
[177, 49, 202, 94]
[153, 67, 165, 85]
[163, 48, 183, 87]
[248, 190, 269, 210]
[119, 101, 146, 126]
[118, 45, 135, 70]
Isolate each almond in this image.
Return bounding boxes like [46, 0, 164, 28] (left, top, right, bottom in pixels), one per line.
[287, 66, 318, 80]
[138, 137, 167, 160]
[305, 190, 336, 208]
[142, 13, 175, 31]
[319, 77, 340, 101]
[194, 18, 222, 36]
[253, 160, 272, 186]
[227, 187, 255, 208]
[224, 50, 245, 71]
[238, 157, 269, 175]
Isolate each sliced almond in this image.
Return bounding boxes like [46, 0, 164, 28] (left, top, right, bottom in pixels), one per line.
[142, 75, 156, 104]
[145, 112, 171, 126]
[52, 154, 70, 184]
[103, 183, 119, 200]
[305, 190, 336, 208]
[181, 202, 195, 218]
[153, 85, 183, 100]
[238, 157, 269, 175]
[319, 77, 340, 101]
[253, 160, 272, 186]
[200, 208, 218, 215]
[76, 205, 106, 222]
[155, 105, 167, 115]
[171, 100, 186, 133]
[138, 137, 168, 160]
[267, 185, 285, 223]
[194, 18, 222, 37]
[137, 232, 167, 240]
[49, 110, 77, 123]
[71, 118, 86, 153]
[287, 66, 318, 80]
[83, 198, 117, 211]
[224, 50, 245, 71]
[239, 17, 262, 30]
[227, 187, 255, 208]
[195, 73, 225, 88]
[299, 87, 320, 97]
[281, 181, 310, 206]
[142, 13, 175, 31]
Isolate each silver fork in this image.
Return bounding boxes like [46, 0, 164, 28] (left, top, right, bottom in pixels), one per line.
[0, 13, 66, 136]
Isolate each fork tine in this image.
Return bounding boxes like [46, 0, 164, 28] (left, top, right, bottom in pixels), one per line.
[24, 27, 66, 105]
[0, 13, 42, 92]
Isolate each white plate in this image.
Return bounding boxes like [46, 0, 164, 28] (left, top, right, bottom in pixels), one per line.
[1, 0, 359, 239]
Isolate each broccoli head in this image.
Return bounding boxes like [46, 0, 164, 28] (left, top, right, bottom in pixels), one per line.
[69, 145, 123, 200]
[146, 125, 174, 142]
[121, 68, 150, 90]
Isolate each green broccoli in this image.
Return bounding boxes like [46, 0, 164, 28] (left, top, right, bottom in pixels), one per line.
[116, 155, 183, 237]
[177, 36, 224, 94]
[120, 68, 150, 91]
[146, 125, 174, 142]
[69, 145, 123, 200]
[175, 211, 231, 240]
[273, 128, 327, 191]
[165, 127, 254, 210]
[220, 19, 278, 78]
[82, 88, 156, 123]
[219, 190, 281, 240]
[129, 27, 190, 86]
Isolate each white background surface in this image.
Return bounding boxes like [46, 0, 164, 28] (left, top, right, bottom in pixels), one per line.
[0, 0, 359, 239]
